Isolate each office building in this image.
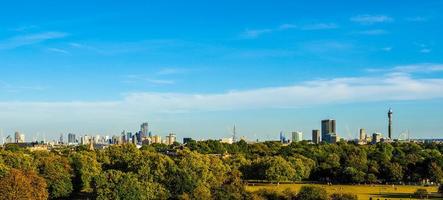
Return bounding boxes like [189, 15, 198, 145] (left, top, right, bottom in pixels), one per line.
[68, 133, 76, 144]
[292, 131, 303, 142]
[14, 131, 25, 143]
[141, 122, 149, 138]
[165, 133, 176, 145]
[359, 128, 366, 141]
[372, 133, 382, 144]
[321, 119, 336, 143]
[312, 130, 320, 144]
[151, 135, 162, 144]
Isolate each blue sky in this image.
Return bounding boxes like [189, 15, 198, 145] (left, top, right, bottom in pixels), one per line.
[1, 0, 443, 141]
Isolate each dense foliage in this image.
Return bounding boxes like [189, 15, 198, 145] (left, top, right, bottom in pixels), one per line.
[0, 140, 442, 199]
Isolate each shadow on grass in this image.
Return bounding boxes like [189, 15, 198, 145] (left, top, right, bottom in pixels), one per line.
[370, 192, 443, 199]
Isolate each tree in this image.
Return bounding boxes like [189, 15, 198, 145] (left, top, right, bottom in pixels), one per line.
[330, 193, 358, 200]
[296, 186, 328, 200]
[94, 170, 169, 200]
[35, 152, 73, 199]
[0, 168, 48, 200]
[69, 151, 101, 192]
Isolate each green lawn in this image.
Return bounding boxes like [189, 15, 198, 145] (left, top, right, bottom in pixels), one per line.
[246, 183, 442, 200]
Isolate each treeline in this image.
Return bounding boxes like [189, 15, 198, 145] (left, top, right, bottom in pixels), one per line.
[187, 140, 443, 184]
[0, 140, 442, 200]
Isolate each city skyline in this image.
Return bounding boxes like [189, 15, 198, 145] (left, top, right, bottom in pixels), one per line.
[1, 1, 443, 140]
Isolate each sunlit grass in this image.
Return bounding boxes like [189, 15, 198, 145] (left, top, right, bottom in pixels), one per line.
[246, 183, 441, 199]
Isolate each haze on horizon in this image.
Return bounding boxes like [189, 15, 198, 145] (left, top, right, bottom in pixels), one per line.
[1, 0, 443, 141]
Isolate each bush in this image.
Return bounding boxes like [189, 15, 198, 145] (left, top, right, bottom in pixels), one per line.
[414, 188, 428, 199]
[296, 186, 328, 200]
[330, 193, 358, 200]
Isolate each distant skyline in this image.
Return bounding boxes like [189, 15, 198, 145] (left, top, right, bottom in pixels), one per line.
[1, 1, 443, 141]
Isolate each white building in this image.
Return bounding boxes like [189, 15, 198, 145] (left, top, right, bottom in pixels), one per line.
[292, 131, 303, 142]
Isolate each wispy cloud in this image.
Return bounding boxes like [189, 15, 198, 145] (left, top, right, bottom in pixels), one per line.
[241, 29, 274, 39]
[0, 81, 46, 93]
[2, 63, 443, 118]
[405, 16, 428, 22]
[47, 48, 70, 55]
[123, 74, 175, 85]
[355, 29, 389, 35]
[156, 68, 188, 75]
[350, 15, 393, 24]
[241, 22, 336, 39]
[366, 63, 443, 74]
[0, 32, 68, 50]
[301, 23, 338, 30]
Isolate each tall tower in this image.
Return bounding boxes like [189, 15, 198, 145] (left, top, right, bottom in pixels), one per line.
[140, 122, 149, 138]
[388, 108, 393, 139]
[321, 119, 336, 143]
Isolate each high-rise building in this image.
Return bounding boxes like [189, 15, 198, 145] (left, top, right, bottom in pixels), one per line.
[14, 131, 25, 143]
[321, 119, 336, 143]
[359, 128, 367, 141]
[372, 132, 382, 144]
[312, 130, 320, 144]
[292, 131, 303, 142]
[151, 135, 162, 144]
[166, 133, 176, 145]
[141, 122, 149, 137]
[68, 133, 76, 144]
[388, 108, 393, 139]
[59, 134, 64, 144]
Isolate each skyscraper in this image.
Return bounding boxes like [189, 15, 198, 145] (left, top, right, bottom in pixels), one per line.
[321, 119, 336, 143]
[312, 130, 320, 144]
[292, 131, 303, 142]
[388, 108, 393, 139]
[141, 122, 149, 137]
[166, 133, 176, 145]
[68, 133, 77, 144]
[359, 128, 366, 141]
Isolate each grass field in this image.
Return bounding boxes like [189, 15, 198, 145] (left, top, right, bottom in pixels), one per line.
[246, 183, 442, 200]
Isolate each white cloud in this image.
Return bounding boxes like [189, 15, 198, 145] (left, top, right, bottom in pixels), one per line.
[0, 32, 68, 50]
[241, 29, 273, 39]
[156, 68, 188, 75]
[278, 24, 297, 30]
[405, 16, 428, 22]
[301, 23, 338, 30]
[351, 15, 393, 24]
[366, 63, 443, 74]
[2, 64, 443, 115]
[241, 22, 336, 39]
[47, 48, 70, 55]
[356, 29, 389, 35]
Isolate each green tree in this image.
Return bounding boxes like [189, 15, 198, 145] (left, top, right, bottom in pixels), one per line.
[70, 151, 101, 192]
[35, 152, 73, 199]
[94, 170, 169, 200]
[296, 186, 328, 200]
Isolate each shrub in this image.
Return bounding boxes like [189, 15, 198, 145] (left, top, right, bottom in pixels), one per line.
[414, 188, 428, 199]
[330, 193, 358, 200]
[296, 186, 328, 200]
